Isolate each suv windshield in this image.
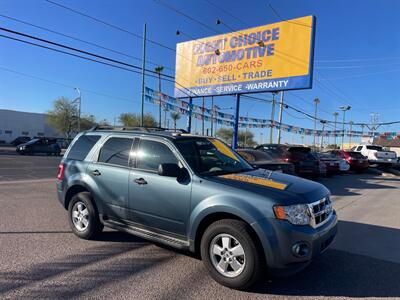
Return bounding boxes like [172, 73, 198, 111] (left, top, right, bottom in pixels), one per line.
[174, 137, 253, 175]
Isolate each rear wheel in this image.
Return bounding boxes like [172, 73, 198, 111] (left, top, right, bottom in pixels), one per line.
[200, 219, 264, 290]
[68, 192, 103, 239]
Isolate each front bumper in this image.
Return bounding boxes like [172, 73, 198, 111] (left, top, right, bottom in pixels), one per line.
[252, 210, 337, 276]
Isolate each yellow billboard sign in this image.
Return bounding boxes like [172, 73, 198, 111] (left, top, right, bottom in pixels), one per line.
[174, 16, 315, 98]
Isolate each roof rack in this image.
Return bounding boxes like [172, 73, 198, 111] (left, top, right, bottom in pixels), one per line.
[88, 124, 188, 134]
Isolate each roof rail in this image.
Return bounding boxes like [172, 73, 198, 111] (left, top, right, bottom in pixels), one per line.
[88, 124, 188, 134]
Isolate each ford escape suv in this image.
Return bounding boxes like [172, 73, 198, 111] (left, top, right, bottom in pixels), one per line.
[56, 126, 337, 290]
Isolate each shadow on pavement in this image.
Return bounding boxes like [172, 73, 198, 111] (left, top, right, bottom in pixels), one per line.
[0, 231, 176, 298]
[318, 172, 398, 197]
[251, 220, 400, 298]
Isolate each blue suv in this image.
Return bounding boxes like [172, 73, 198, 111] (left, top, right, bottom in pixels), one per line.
[56, 126, 337, 290]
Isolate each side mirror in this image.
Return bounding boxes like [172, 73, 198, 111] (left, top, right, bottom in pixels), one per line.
[158, 163, 181, 177]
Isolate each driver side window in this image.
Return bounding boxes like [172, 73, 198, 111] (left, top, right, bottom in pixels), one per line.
[137, 140, 178, 172]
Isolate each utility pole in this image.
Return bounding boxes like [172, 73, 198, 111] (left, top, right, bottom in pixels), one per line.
[333, 112, 339, 148]
[269, 92, 277, 144]
[210, 96, 214, 136]
[140, 23, 147, 127]
[340, 105, 351, 149]
[260, 132, 263, 144]
[202, 97, 205, 135]
[277, 91, 284, 144]
[320, 120, 326, 149]
[313, 98, 320, 148]
[349, 121, 354, 148]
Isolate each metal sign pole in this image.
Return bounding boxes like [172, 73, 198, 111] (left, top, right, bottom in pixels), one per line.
[232, 94, 241, 149]
[187, 97, 193, 133]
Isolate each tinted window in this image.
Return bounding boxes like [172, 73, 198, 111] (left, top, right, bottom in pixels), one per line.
[366, 145, 383, 151]
[98, 137, 133, 167]
[67, 135, 101, 161]
[252, 151, 273, 161]
[356, 146, 363, 151]
[237, 151, 255, 162]
[347, 151, 365, 158]
[137, 140, 178, 171]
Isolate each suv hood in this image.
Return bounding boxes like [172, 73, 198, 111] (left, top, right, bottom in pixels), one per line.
[208, 169, 329, 204]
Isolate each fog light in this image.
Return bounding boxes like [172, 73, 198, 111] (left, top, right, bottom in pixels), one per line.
[292, 242, 309, 258]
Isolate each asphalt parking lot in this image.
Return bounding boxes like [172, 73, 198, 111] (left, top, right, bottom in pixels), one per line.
[1, 155, 400, 299]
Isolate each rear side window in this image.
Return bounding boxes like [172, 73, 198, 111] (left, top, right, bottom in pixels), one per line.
[67, 135, 101, 161]
[98, 137, 134, 167]
[137, 140, 178, 171]
[366, 145, 382, 151]
[356, 146, 363, 151]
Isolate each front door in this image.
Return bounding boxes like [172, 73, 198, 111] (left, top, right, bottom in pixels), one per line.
[87, 136, 134, 220]
[129, 138, 191, 236]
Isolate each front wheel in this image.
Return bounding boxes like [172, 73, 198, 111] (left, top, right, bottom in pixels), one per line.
[68, 192, 103, 239]
[200, 219, 264, 290]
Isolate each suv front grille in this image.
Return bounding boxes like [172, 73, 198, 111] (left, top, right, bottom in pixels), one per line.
[308, 197, 333, 228]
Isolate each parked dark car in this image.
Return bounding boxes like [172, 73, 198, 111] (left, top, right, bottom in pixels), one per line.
[236, 149, 295, 175]
[255, 144, 321, 177]
[312, 152, 340, 176]
[328, 150, 369, 172]
[10, 136, 31, 146]
[16, 138, 61, 155]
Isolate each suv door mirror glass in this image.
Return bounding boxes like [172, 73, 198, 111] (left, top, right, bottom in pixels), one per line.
[158, 163, 180, 177]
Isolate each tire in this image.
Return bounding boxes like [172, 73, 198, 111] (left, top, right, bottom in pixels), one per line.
[68, 192, 103, 240]
[200, 219, 264, 290]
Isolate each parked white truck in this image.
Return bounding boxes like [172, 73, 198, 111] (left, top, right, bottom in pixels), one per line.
[352, 144, 397, 165]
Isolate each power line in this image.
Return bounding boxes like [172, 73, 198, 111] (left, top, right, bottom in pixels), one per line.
[153, 0, 220, 34]
[319, 68, 400, 81]
[0, 26, 176, 80]
[316, 56, 400, 63]
[267, 4, 312, 28]
[316, 61, 400, 69]
[0, 66, 141, 104]
[45, 0, 177, 52]
[0, 14, 176, 73]
[203, 0, 249, 27]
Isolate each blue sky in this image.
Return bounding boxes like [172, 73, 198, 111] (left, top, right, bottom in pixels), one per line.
[1, 0, 400, 144]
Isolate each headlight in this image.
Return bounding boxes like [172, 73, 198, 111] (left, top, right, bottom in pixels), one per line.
[19, 146, 25, 150]
[273, 204, 311, 225]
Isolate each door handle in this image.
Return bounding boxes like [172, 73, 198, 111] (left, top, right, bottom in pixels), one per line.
[134, 178, 147, 185]
[91, 170, 101, 176]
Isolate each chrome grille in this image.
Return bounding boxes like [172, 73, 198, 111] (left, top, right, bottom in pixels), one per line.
[308, 197, 333, 228]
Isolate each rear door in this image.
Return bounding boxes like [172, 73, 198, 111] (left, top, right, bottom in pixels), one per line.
[128, 138, 191, 236]
[87, 135, 134, 220]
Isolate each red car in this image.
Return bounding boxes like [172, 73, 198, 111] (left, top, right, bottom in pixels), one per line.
[328, 150, 369, 172]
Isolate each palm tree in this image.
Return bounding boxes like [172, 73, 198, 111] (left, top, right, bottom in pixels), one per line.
[170, 112, 181, 131]
[154, 66, 164, 127]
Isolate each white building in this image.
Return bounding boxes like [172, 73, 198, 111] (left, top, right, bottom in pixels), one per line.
[0, 109, 60, 143]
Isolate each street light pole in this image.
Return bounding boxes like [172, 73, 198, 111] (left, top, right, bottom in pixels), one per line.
[333, 112, 339, 148]
[340, 105, 351, 149]
[140, 23, 147, 127]
[349, 121, 354, 148]
[320, 120, 326, 149]
[269, 92, 277, 144]
[277, 91, 284, 144]
[74, 87, 81, 132]
[313, 98, 320, 148]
